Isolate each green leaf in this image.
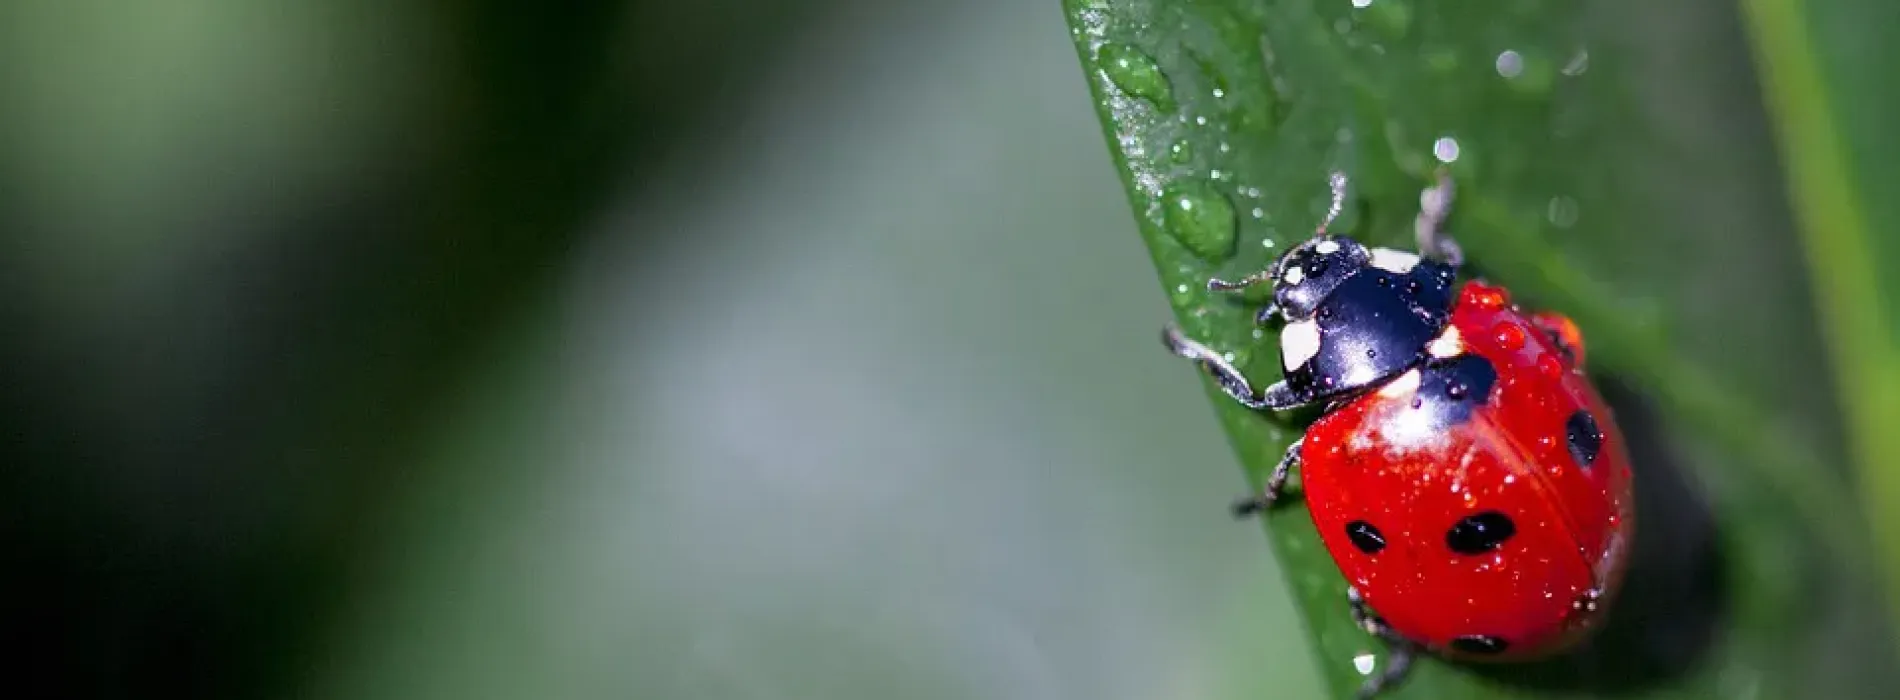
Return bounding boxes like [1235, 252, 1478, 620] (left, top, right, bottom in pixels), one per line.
[1739, 0, 1900, 641]
[1061, 0, 1898, 698]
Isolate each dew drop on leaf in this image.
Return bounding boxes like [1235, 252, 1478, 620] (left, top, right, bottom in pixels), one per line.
[1162, 179, 1239, 261]
[1096, 43, 1174, 110]
[1169, 139, 1194, 164]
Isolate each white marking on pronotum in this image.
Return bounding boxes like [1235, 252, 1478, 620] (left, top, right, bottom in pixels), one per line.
[1427, 325, 1464, 358]
[1369, 247, 1421, 273]
[1281, 319, 1322, 371]
[1283, 265, 1306, 284]
[1376, 368, 1422, 398]
[1314, 239, 1341, 255]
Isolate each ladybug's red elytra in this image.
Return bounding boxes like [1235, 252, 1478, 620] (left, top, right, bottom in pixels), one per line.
[1162, 171, 1635, 698]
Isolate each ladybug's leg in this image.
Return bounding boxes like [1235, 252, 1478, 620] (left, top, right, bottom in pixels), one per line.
[1231, 439, 1300, 517]
[1414, 168, 1464, 268]
[1206, 271, 1284, 325]
[1529, 311, 1587, 367]
[1161, 324, 1309, 411]
[1347, 587, 1420, 699]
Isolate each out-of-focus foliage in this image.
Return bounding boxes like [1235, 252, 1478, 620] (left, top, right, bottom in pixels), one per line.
[0, 1, 1328, 700]
[1740, 0, 1900, 632]
[1064, 0, 1897, 697]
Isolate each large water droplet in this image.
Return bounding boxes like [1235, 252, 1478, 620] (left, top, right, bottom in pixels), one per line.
[1161, 180, 1238, 261]
[1097, 43, 1174, 110]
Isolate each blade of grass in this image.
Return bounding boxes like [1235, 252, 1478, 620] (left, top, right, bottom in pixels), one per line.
[1739, 0, 1900, 639]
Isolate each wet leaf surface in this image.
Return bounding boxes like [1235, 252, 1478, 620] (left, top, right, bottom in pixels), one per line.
[1062, 0, 1898, 697]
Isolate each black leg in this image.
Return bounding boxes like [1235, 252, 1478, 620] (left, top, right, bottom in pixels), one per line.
[1414, 168, 1464, 268]
[1253, 301, 1282, 326]
[1232, 439, 1300, 517]
[1160, 325, 1310, 411]
[1348, 586, 1421, 699]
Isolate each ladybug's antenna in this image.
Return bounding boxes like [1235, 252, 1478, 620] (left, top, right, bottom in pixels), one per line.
[1315, 171, 1348, 235]
[1207, 170, 1350, 297]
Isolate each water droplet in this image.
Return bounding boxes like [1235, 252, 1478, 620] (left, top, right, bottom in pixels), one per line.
[1096, 43, 1174, 110]
[1218, 141, 1231, 153]
[1169, 140, 1194, 164]
[1432, 137, 1461, 163]
[1211, 87, 1226, 99]
[1161, 180, 1238, 261]
[1351, 0, 1372, 7]
[1547, 196, 1580, 227]
[1353, 653, 1377, 675]
[1537, 354, 1565, 378]
[1251, 207, 1265, 219]
[1209, 168, 1224, 180]
[1332, 17, 1353, 35]
[1471, 286, 1510, 310]
[1495, 50, 1524, 78]
[1493, 322, 1526, 351]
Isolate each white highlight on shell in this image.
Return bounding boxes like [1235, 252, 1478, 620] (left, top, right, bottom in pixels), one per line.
[1427, 325, 1465, 358]
[1369, 247, 1421, 273]
[1376, 368, 1422, 398]
[1283, 265, 1306, 284]
[1281, 319, 1322, 371]
[1314, 239, 1342, 254]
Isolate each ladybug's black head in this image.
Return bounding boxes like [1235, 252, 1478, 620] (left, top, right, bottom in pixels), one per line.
[1268, 234, 1372, 320]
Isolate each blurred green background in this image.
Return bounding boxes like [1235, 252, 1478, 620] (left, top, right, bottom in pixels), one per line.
[2, 0, 1895, 699]
[0, 0, 1321, 698]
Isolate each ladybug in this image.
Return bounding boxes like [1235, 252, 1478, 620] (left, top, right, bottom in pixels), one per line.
[1162, 171, 1635, 697]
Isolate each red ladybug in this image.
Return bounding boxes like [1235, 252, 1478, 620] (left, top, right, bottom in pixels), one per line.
[1162, 172, 1634, 698]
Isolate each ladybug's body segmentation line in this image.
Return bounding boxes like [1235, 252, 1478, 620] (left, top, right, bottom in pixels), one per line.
[1162, 172, 1636, 698]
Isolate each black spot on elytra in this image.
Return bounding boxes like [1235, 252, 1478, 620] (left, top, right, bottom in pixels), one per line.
[1412, 354, 1498, 426]
[1446, 510, 1517, 554]
[1567, 409, 1603, 468]
[1451, 635, 1510, 654]
[1345, 520, 1386, 554]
